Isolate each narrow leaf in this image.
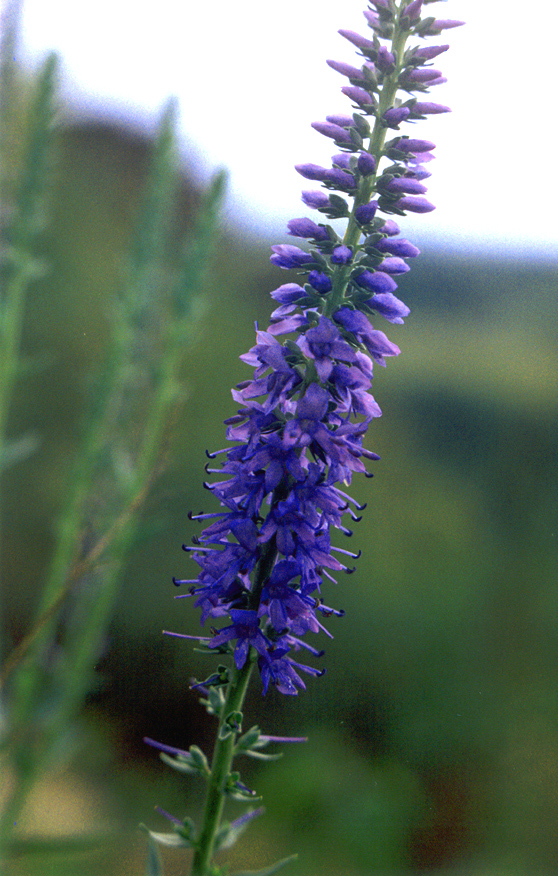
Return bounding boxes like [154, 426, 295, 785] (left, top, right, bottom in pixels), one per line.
[232, 853, 298, 876]
[145, 832, 165, 876]
[144, 829, 193, 849]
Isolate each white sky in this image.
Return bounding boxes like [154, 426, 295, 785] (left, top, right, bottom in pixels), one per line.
[14, 0, 558, 255]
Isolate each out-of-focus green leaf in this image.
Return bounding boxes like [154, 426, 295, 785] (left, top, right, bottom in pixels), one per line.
[232, 853, 298, 876]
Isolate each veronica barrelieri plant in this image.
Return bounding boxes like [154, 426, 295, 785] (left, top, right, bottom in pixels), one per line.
[144, 2, 464, 874]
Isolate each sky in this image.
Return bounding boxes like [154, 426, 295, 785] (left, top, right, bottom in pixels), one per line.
[12, 0, 558, 255]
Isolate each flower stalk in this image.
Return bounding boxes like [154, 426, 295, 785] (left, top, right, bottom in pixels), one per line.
[191, 656, 255, 876]
[146, 2, 463, 873]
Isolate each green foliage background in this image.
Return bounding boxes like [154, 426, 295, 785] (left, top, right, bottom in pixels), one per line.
[2, 113, 557, 875]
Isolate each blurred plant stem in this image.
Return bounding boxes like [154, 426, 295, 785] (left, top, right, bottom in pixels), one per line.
[0, 31, 56, 539]
[0, 47, 227, 864]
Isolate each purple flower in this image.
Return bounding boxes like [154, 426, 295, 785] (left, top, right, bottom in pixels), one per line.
[258, 562, 319, 634]
[302, 190, 329, 209]
[177, 0, 461, 699]
[209, 609, 270, 670]
[269, 283, 308, 304]
[378, 256, 410, 275]
[375, 237, 420, 258]
[385, 176, 428, 194]
[287, 218, 330, 241]
[422, 19, 465, 36]
[368, 292, 411, 324]
[363, 10, 380, 28]
[412, 44, 449, 61]
[270, 244, 313, 269]
[355, 202, 377, 225]
[331, 245, 353, 265]
[326, 114, 353, 128]
[377, 46, 395, 73]
[357, 152, 377, 175]
[392, 137, 436, 154]
[311, 121, 353, 144]
[404, 67, 443, 84]
[324, 168, 356, 189]
[259, 648, 324, 696]
[295, 163, 328, 181]
[338, 29, 374, 51]
[383, 106, 411, 127]
[411, 101, 451, 116]
[308, 270, 332, 293]
[334, 307, 400, 364]
[395, 195, 436, 213]
[298, 316, 358, 380]
[342, 85, 375, 107]
[354, 269, 398, 295]
[326, 59, 365, 81]
[331, 152, 352, 170]
[402, 0, 422, 22]
[378, 219, 401, 236]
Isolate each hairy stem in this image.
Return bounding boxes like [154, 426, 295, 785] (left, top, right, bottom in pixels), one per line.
[190, 656, 254, 876]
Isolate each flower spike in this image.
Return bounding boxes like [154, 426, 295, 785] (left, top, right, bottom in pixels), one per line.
[147, 5, 463, 873]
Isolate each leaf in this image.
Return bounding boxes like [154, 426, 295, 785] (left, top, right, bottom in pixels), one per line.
[242, 749, 283, 762]
[231, 853, 298, 876]
[189, 744, 210, 774]
[213, 808, 264, 853]
[143, 829, 194, 849]
[159, 752, 198, 775]
[145, 832, 165, 876]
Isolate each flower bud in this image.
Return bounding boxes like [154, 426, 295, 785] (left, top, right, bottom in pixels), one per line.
[422, 19, 465, 36]
[383, 106, 411, 127]
[402, 0, 422, 23]
[355, 270, 397, 294]
[355, 202, 377, 225]
[341, 85, 376, 108]
[330, 155, 349, 171]
[369, 292, 411, 324]
[363, 10, 380, 28]
[308, 270, 332, 293]
[324, 168, 356, 189]
[338, 29, 374, 51]
[327, 59, 364, 80]
[392, 137, 436, 153]
[270, 245, 313, 269]
[404, 67, 443, 83]
[378, 257, 410, 275]
[296, 163, 327, 181]
[376, 46, 395, 72]
[331, 245, 353, 265]
[270, 283, 307, 304]
[301, 190, 330, 209]
[287, 218, 330, 241]
[326, 114, 353, 128]
[412, 44, 449, 61]
[378, 219, 400, 236]
[357, 152, 376, 175]
[376, 237, 420, 258]
[395, 196, 435, 213]
[312, 121, 352, 144]
[385, 177, 428, 195]
[410, 101, 451, 116]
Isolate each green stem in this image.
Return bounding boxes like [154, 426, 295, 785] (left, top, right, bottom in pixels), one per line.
[191, 536, 279, 876]
[191, 657, 255, 876]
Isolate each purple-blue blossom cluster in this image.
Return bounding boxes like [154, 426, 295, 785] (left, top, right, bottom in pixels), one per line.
[175, 0, 463, 695]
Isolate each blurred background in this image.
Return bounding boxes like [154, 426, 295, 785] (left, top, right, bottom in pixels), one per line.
[2, 0, 558, 874]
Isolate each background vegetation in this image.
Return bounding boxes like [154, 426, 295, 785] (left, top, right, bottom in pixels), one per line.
[1, 79, 557, 874]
